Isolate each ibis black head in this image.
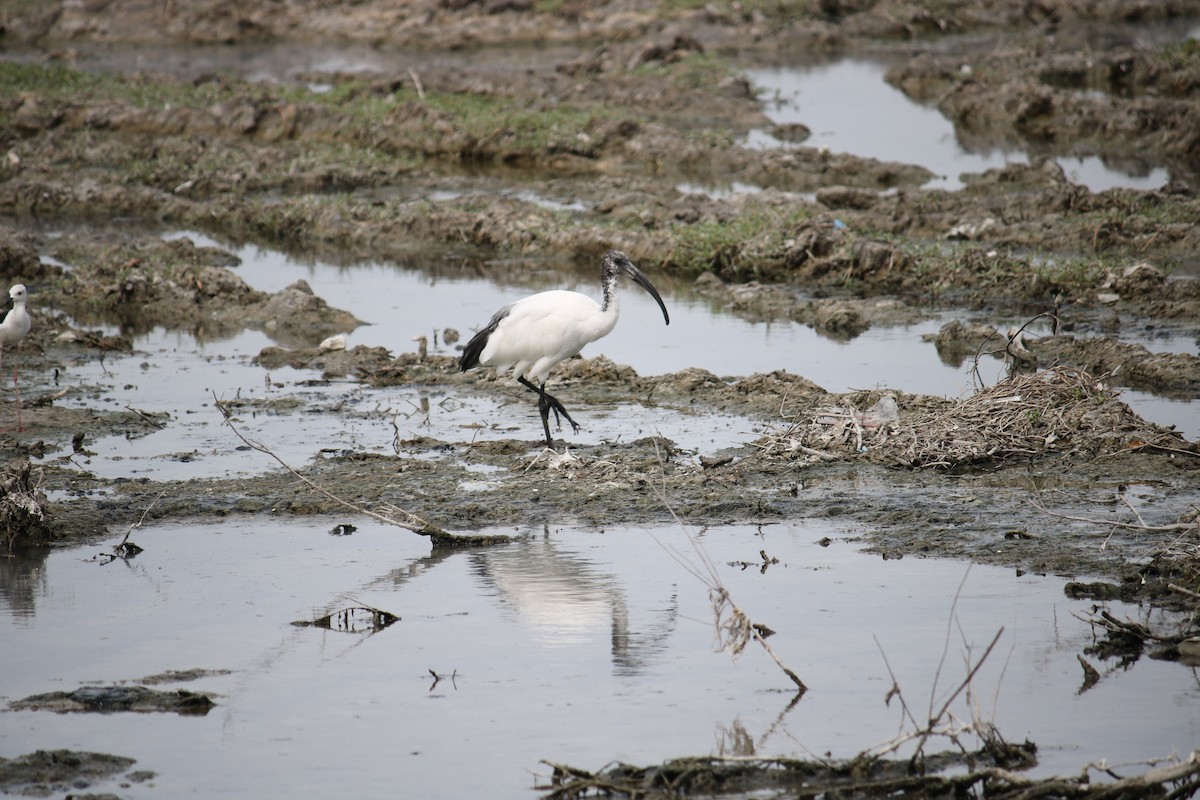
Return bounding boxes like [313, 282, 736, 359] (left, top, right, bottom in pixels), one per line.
[602, 250, 670, 326]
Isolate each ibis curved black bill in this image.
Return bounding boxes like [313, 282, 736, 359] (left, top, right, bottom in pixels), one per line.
[621, 263, 670, 326]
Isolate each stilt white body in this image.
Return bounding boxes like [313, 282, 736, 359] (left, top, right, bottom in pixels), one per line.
[0, 284, 32, 431]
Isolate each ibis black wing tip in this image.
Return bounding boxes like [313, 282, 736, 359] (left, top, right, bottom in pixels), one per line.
[459, 307, 509, 371]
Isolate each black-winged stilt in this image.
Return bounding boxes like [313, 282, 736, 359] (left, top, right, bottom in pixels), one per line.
[0, 284, 32, 431]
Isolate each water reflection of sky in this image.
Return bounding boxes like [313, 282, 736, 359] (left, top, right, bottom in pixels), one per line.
[745, 61, 1172, 192]
[3, 518, 1198, 799]
[161, 233, 975, 395]
[48, 232, 1185, 452]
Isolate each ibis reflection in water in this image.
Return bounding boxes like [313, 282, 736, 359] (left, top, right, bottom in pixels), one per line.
[459, 250, 670, 447]
[468, 534, 678, 676]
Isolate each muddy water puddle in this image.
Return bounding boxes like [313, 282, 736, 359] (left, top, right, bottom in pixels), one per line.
[46, 232, 971, 482]
[52, 329, 749, 482]
[166, 232, 969, 394]
[746, 59, 1177, 192]
[39, 239, 947, 482]
[3, 518, 1197, 798]
[46, 234, 1196, 483]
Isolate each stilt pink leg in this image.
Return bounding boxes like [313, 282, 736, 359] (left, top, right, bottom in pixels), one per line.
[0, 343, 20, 433]
[12, 343, 21, 432]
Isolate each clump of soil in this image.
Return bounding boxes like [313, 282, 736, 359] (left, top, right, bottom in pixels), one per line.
[11, 685, 216, 715]
[886, 38, 1200, 174]
[30, 232, 362, 346]
[0, 750, 140, 797]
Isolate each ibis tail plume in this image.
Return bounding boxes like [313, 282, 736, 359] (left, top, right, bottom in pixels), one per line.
[459, 250, 670, 447]
[0, 284, 32, 432]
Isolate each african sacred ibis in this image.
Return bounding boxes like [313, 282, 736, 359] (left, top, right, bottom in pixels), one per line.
[0, 284, 32, 431]
[459, 250, 670, 447]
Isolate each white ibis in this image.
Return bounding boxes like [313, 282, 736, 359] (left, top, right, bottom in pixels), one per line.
[459, 250, 670, 447]
[0, 284, 32, 431]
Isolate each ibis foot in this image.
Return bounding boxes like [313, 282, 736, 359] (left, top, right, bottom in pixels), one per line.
[520, 376, 580, 446]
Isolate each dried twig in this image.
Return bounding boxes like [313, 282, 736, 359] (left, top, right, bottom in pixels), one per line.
[538, 748, 1200, 800]
[646, 440, 806, 693]
[909, 626, 1005, 767]
[864, 569, 1009, 767]
[969, 311, 1058, 390]
[1028, 495, 1198, 533]
[976, 749, 1200, 797]
[754, 366, 1177, 471]
[124, 404, 168, 429]
[212, 391, 507, 548]
[1169, 583, 1200, 602]
[408, 67, 426, 99]
[92, 489, 164, 563]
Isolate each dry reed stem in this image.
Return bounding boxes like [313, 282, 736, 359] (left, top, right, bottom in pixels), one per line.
[647, 440, 806, 693]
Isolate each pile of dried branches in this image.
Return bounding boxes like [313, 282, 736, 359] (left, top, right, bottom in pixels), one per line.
[758, 367, 1193, 470]
[538, 749, 1200, 800]
[0, 457, 52, 549]
[882, 367, 1169, 468]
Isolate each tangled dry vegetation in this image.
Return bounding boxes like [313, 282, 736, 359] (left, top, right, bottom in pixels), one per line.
[0, 457, 51, 549]
[538, 749, 1200, 800]
[758, 367, 1196, 470]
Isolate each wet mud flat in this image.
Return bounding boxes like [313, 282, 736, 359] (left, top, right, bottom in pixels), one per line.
[2, 0, 1200, 797]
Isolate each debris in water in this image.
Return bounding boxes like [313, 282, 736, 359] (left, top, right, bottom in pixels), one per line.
[293, 605, 400, 634]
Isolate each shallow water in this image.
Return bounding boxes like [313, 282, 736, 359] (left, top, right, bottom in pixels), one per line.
[2, 518, 1196, 798]
[745, 60, 1174, 192]
[38, 233, 1195, 483]
[165, 232, 968, 395]
[51, 333, 753, 483]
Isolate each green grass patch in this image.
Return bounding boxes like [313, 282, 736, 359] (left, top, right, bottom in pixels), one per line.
[1110, 193, 1200, 227]
[1031, 255, 1112, 288]
[632, 53, 737, 94]
[656, 0, 822, 23]
[427, 93, 608, 151]
[301, 77, 647, 155]
[1158, 38, 1200, 69]
[0, 61, 239, 109]
[664, 205, 815, 275]
[1, 61, 613, 164]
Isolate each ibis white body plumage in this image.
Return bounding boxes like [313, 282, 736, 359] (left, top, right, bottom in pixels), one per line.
[477, 290, 619, 385]
[460, 250, 670, 447]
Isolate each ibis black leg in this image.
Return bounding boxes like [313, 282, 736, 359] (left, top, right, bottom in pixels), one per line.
[536, 390, 555, 447]
[518, 377, 580, 445]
